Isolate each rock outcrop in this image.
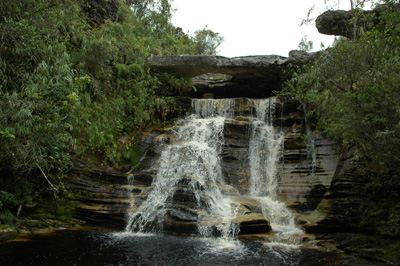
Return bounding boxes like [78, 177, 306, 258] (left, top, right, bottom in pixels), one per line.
[217, 98, 338, 213]
[150, 52, 319, 98]
[316, 3, 400, 38]
[302, 154, 367, 233]
[69, 161, 131, 228]
[69, 98, 339, 235]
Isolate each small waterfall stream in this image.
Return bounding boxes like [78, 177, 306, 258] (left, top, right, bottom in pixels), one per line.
[248, 98, 301, 236]
[126, 97, 302, 243]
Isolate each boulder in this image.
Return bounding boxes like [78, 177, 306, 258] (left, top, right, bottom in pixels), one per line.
[316, 3, 400, 38]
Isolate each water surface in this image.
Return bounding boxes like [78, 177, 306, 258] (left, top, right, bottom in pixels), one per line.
[0, 229, 340, 266]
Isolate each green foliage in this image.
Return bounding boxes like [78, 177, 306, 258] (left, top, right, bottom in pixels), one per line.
[0, 0, 221, 221]
[298, 35, 314, 52]
[0, 2, 76, 212]
[284, 2, 400, 178]
[193, 26, 224, 55]
[0, 190, 17, 224]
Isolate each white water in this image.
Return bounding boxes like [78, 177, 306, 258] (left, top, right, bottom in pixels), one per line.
[248, 98, 284, 198]
[126, 98, 302, 242]
[248, 98, 302, 237]
[126, 99, 240, 240]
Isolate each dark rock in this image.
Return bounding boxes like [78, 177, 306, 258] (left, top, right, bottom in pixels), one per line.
[238, 219, 272, 235]
[316, 9, 355, 38]
[162, 215, 198, 234]
[298, 184, 328, 213]
[68, 162, 136, 228]
[171, 189, 200, 208]
[132, 173, 154, 186]
[151, 55, 286, 79]
[316, 3, 400, 38]
[304, 156, 368, 233]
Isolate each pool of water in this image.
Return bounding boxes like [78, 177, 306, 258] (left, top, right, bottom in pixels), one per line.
[0, 229, 340, 266]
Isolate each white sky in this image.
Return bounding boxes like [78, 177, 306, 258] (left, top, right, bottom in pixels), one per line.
[170, 0, 354, 57]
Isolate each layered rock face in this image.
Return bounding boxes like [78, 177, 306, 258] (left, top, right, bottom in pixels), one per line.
[216, 98, 338, 212]
[69, 161, 131, 228]
[71, 96, 375, 237]
[69, 97, 340, 235]
[303, 155, 367, 233]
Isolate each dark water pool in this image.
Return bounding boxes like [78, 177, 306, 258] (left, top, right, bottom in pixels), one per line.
[0, 229, 339, 266]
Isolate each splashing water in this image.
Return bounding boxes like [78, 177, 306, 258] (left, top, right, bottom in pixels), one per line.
[126, 99, 240, 240]
[126, 97, 303, 243]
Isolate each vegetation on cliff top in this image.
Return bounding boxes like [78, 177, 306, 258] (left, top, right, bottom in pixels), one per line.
[0, 0, 223, 224]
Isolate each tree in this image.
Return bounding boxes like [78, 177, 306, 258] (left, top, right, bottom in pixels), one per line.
[193, 26, 224, 55]
[298, 35, 314, 52]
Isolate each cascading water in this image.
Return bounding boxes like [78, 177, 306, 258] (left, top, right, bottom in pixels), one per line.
[126, 97, 302, 243]
[248, 98, 302, 237]
[248, 98, 283, 198]
[126, 99, 240, 240]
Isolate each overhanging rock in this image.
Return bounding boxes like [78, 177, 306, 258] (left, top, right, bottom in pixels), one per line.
[316, 3, 400, 39]
[150, 51, 318, 98]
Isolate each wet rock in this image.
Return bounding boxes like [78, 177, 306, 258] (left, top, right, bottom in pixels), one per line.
[161, 207, 199, 234]
[171, 189, 201, 208]
[69, 163, 138, 228]
[298, 184, 328, 213]
[162, 215, 198, 234]
[235, 215, 272, 235]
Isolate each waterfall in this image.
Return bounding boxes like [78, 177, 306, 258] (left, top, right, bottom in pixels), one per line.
[248, 98, 284, 198]
[248, 98, 301, 234]
[126, 97, 302, 240]
[126, 99, 240, 239]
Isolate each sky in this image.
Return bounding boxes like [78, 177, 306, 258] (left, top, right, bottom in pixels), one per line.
[170, 0, 354, 57]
